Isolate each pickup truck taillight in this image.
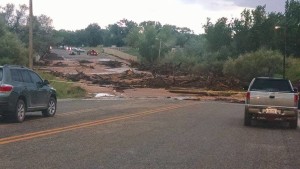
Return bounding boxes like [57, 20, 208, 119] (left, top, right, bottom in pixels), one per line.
[246, 92, 250, 102]
[0, 84, 13, 93]
[294, 94, 299, 106]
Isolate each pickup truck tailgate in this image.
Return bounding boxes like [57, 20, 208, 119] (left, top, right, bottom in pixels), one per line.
[249, 91, 296, 107]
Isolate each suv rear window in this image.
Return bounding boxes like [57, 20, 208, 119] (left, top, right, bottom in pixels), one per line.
[0, 68, 2, 81]
[250, 78, 293, 92]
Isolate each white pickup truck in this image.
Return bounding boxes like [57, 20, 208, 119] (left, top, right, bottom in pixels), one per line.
[244, 77, 299, 129]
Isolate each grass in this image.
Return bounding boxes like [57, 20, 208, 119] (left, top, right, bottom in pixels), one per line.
[37, 71, 87, 99]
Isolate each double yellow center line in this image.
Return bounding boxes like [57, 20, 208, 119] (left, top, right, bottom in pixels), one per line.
[0, 102, 197, 145]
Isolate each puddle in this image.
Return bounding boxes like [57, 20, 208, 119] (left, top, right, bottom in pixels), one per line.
[95, 93, 115, 97]
[105, 67, 131, 74]
[98, 59, 111, 62]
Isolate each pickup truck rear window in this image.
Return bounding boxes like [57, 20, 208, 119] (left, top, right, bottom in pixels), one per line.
[0, 68, 2, 81]
[250, 79, 293, 92]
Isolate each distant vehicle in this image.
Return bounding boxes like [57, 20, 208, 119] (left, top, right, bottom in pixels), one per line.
[71, 48, 85, 55]
[77, 48, 86, 53]
[0, 65, 57, 122]
[244, 77, 298, 129]
[87, 49, 98, 56]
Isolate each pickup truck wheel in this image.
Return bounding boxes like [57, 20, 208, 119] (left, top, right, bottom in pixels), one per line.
[42, 97, 57, 117]
[289, 120, 298, 129]
[244, 109, 251, 126]
[289, 112, 298, 129]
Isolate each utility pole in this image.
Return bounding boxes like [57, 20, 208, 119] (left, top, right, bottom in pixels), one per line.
[29, 0, 33, 69]
[283, 25, 286, 79]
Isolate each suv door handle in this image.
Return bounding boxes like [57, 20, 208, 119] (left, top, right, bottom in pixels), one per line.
[269, 95, 275, 99]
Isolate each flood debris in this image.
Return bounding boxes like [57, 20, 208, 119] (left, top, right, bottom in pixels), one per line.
[38, 49, 243, 96]
[99, 60, 122, 68]
[42, 52, 64, 60]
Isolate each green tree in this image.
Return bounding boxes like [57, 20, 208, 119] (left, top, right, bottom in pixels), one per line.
[223, 48, 283, 81]
[30, 15, 56, 56]
[203, 17, 232, 53]
[124, 26, 141, 48]
[0, 17, 27, 65]
[85, 23, 103, 47]
[285, 0, 300, 56]
[138, 25, 159, 64]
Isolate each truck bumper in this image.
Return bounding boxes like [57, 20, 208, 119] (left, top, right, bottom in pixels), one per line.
[245, 105, 298, 121]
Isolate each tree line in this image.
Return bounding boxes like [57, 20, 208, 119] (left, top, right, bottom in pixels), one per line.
[1, 0, 300, 82]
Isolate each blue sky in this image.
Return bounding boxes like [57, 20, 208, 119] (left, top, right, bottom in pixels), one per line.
[1, 0, 286, 34]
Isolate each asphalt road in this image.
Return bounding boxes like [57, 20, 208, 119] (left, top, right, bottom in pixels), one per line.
[1, 99, 300, 169]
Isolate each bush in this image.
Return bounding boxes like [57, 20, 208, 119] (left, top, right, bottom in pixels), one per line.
[286, 57, 300, 83]
[223, 48, 283, 81]
[161, 49, 228, 76]
[37, 71, 87, 99]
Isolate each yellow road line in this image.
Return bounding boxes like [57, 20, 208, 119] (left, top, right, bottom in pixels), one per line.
[0, 102, 197, 145]
[56, 108, 99, 116]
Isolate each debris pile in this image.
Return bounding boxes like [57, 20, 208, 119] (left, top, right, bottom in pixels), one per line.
[42, 52, 64, 60]
[38, 50, 244, 92]
[99, 60, 123, 68]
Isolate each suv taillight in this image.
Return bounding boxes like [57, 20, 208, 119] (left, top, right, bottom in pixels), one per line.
[0, 84, 13, 93]
[246, 92, 250, 102]
[294, 94, 298, 106]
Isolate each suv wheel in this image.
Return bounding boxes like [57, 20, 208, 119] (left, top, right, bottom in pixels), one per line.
[244, 108, 251, 126]
[12, 99, 26, 123]
[42, 97, 57, 117]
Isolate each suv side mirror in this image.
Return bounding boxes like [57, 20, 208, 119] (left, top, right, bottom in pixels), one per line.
[44, 79, 50, 85]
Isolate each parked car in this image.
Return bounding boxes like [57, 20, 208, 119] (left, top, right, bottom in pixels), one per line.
[87, 49, 98, 56]
[0, 65, 57, 122]
[244, 77, 298, 128]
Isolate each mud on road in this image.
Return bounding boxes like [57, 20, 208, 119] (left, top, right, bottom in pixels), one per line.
[36, 48, 244, 102]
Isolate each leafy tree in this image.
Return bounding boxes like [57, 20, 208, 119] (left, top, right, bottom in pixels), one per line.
[85, 23, 103, 47]
[124, 26, 141, 48]
[104, 23, 123, 47]
[104, 19, 138, 47]
[0, 3, 15, 28]
[223, 48, 283, 81]
[54, 29, 77, 46]
[203, 17, 232, 54]
[285, 0, 300, 56]
[0, 3, 28, 36]
[29, 15, 56, 56]
[183, 34, 206, 57]
[176, 27, 193, 48]
[138, 25, 159, 64]
[0, 17, 27, 65]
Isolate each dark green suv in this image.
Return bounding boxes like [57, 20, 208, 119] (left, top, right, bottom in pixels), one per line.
[0, 65, 57, 122]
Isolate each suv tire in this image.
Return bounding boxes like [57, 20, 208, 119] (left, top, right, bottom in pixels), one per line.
[42, 97, 57, 117]
[12, 99, 26, 123]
